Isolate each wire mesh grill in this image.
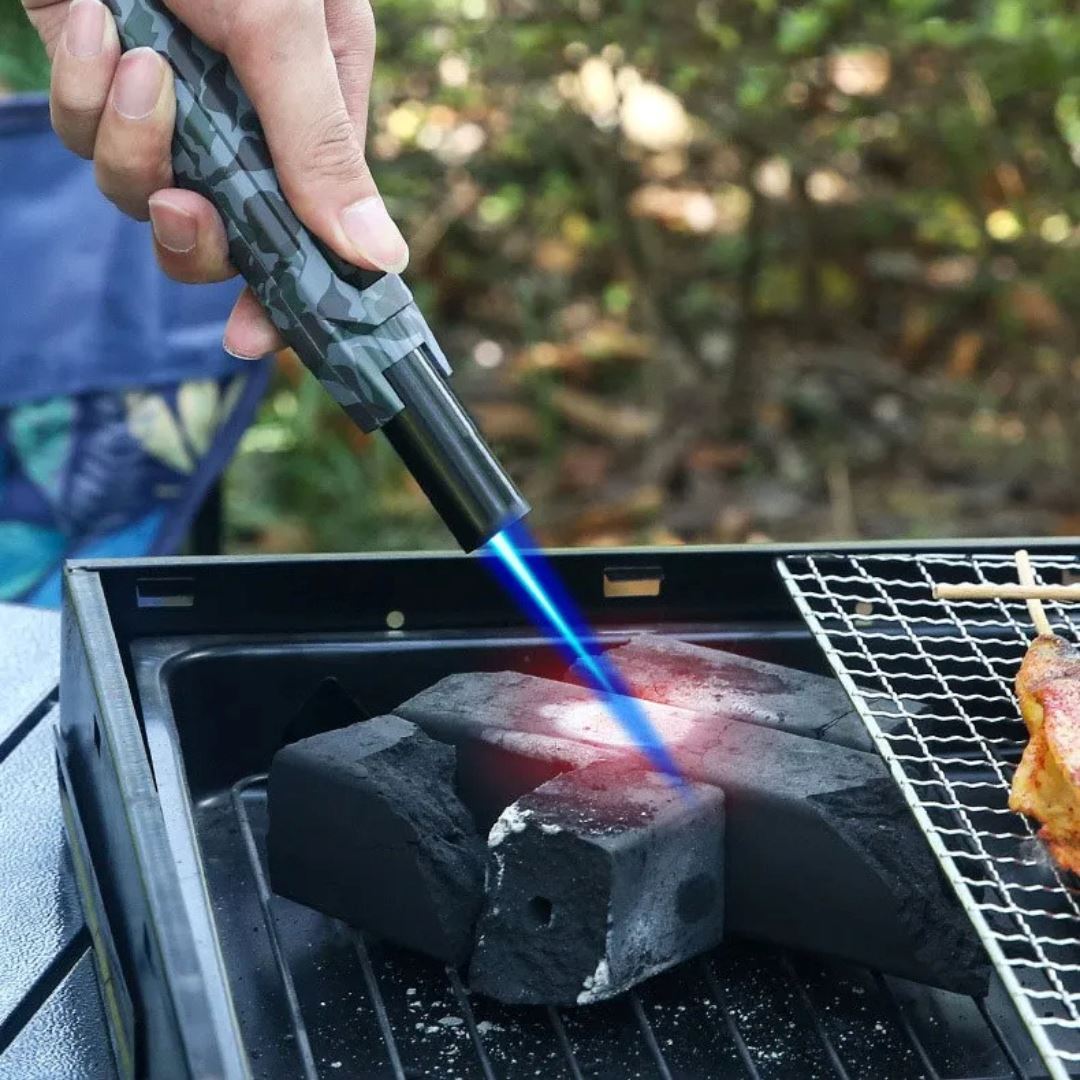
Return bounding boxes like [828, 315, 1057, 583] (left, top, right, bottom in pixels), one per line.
[779, 551, 1080, 1080]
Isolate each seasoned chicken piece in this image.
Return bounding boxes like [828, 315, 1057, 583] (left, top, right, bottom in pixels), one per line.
[1011, 634, 1080, 873]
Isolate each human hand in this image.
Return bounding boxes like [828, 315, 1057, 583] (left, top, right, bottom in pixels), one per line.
[22, 0, 408, 358]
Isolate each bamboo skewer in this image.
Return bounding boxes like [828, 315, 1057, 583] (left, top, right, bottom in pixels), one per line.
[933, 584, 1080, 601]
[1015, 549, 1053, 638]
[930, 549, 1055, 636]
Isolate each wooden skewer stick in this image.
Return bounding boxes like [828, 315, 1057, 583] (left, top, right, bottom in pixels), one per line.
[1015, 549, 1053, 637]
[934, 583, 1080, 602]
[932, 551, 1056, 635]
[930, 551, 1071, 640]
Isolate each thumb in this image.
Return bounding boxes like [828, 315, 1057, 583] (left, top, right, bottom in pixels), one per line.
[173, 0, 407, 273]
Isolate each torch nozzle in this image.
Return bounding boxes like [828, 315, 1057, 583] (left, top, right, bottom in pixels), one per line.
[382, 348, 530, 552]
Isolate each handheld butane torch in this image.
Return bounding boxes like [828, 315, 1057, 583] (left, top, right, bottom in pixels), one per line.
[102, 0, 529, 552]
[100, 0, 684, 782]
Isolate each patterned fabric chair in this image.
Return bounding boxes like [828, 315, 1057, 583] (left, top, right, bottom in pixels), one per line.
[0, 94, 271, 604]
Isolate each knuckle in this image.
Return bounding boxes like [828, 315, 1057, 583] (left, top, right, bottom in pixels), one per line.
[302, 113, 367, 185]
[98, 123, 173, 184]
[98, 150, 163, 192]
[333, 35, 375, 73]
[334, 38, 375, 82]
[50, 103, 96, 159]
[51, 86, 95, 119]
[50, 78, 107, 157]
[94, 157, 166, 220]
[332, 49, 372, 92]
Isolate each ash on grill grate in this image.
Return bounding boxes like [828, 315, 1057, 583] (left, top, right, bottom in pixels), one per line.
[197, 769, 1024, 1079]
[780, 550, 1080, 1080]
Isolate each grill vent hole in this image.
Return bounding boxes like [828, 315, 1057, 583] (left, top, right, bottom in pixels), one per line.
[526, 896, 554, 928]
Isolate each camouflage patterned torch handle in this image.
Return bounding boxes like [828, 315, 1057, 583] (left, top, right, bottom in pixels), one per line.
[101, 0, 450, 431]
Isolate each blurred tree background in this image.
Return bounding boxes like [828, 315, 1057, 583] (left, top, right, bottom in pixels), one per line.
[4, 0, 1080, 551]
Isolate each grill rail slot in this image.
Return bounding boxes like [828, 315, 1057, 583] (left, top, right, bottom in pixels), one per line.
[780, 551, 1080, 1080]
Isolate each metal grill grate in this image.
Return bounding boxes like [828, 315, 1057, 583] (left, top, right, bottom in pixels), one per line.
[205, 766, 1027, 1078]
[779, 551, 1080, 1080]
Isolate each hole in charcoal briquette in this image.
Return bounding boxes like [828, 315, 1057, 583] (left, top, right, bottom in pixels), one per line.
[526, 896, 554, 928]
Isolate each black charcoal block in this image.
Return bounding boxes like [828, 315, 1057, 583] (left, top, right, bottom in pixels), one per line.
[572, 636, 889, 752]
[469, 760, 725, 1006]
[267, 715, 484, 964]
[397, 672, 989, 995]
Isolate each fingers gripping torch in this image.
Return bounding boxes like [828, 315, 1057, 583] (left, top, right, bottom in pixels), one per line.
[102, 0, 529, 552]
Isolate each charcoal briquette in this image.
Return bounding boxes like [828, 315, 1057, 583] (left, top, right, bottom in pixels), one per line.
[572, 636, 899, 752]
[267, 714, 484, 964]
[397, 671, 989, 995]
[469, 760, 725, 1006]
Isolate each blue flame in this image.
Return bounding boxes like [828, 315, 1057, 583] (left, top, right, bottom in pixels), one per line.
[484, 523, 684, 785]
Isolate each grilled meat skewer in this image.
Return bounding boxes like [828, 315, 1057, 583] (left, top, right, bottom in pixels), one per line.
[1011, 634, 1080, 873]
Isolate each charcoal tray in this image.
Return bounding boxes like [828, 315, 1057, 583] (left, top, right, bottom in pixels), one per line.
[57, 545, 1078, 1078]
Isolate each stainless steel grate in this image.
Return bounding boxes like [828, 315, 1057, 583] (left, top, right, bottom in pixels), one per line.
[779, 551, 1080, 1080]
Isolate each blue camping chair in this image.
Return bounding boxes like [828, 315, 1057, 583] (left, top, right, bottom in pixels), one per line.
[0, 94, 271, 605]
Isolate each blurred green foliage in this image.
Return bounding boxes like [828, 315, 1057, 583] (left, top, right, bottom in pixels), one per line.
[4, 0, 1080, 549]
[0, 0, 48, 90]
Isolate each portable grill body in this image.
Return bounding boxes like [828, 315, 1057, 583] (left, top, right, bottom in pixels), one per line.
[57, 543, 1078, 1079]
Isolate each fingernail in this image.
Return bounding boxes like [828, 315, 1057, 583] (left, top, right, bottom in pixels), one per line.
[148, 197, 197, 254]
[66, 0, 106, 59]
[340, 197, 409, 273]
[223, 340, 264, 361]
[113, 48, 164, 120]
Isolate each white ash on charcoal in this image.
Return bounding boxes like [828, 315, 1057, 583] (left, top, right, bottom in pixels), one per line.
[396, 671, 990, 996]
[469, 760, 725, 1006]
[267, 715, 485, 964]
[569, 636, 908, 752]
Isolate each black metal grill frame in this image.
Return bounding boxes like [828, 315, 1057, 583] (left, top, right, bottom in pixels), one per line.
[57, 541, 1080, 1078]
